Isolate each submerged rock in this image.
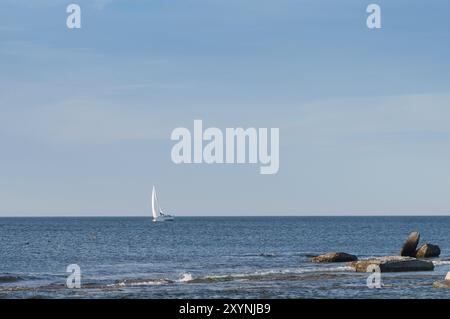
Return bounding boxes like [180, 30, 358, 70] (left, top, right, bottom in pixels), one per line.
[312, 252, 358, 263]
[400, 231, 420, 257]
[433, 281, 450, 288]
[415, 243, 441, 258]
[348, 256, 434, 272]
[433, 272, 450, 288]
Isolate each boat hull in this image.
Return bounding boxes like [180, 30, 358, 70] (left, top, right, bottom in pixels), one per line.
[153, 216, 175, 222]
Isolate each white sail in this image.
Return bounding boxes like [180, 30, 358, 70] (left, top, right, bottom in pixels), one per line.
[151, 186, 175, 222]
[151, 186, 159, 220]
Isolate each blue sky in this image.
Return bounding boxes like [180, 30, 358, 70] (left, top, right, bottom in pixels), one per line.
[1, 0, 450, 216]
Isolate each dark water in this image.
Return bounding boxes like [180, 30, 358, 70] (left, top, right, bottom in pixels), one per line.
[0, 217, 449, 299]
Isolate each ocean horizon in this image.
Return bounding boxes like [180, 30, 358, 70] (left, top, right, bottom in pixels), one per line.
[1, 216, 449, 299]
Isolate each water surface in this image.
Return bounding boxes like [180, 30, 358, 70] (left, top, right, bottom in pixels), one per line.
[0, 217, 449, 298]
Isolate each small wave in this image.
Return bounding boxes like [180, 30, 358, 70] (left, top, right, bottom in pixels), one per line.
[0, 278, 174, 292]
[0, 265, 356, 291]
[0, 275, 23, 283]
[239, 252, 321, 258]
[241, 253, 280, 258]
[433, 260, 450, 266]
[178, 273, 194, 282]
[109, 278, 173, 288]
[297, 254, 318, 258]
[180, 266, 354, 284]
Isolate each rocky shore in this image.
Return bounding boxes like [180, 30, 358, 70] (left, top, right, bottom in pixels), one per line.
[348, 256, 434, 272]
[312, 231, 442, 273]
[312, 252, 358, 263]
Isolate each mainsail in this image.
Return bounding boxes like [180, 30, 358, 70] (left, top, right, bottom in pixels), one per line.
[151, 186, 159, 219]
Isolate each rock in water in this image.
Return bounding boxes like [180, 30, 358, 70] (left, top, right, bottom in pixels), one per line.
[415, 244, 441, 258]
[433, 272, 450, 288]
[348, 256, 434, 272]
[400, 231, 420, 257]
[433, 281, 450, 288]
[312, 252, 358, 263]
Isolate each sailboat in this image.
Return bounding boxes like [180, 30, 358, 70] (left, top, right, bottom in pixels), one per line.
[151, 186, 174, 222]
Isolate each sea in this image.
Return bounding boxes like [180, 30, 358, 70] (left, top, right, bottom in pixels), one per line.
[0, 216, 449, 299]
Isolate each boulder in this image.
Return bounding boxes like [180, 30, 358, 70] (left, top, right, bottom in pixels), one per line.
[415, 243, 441, 258]
[348, 256, 434, 272]
[446, 271, 450, 281]
[312, 252, 358, 263]
[400, 231, 420, 257]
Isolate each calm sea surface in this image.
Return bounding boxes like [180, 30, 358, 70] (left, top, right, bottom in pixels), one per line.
[0, 217, 449, 298]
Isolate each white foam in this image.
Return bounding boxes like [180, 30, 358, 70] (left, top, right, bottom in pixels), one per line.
[108, 279, 169, 287]
[255, 266, 354, 275]
[179, 273, 194, 282]
[179, 266, 354, 283]
[432, 260, 450, 266]
[112, 266, 356, 287]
